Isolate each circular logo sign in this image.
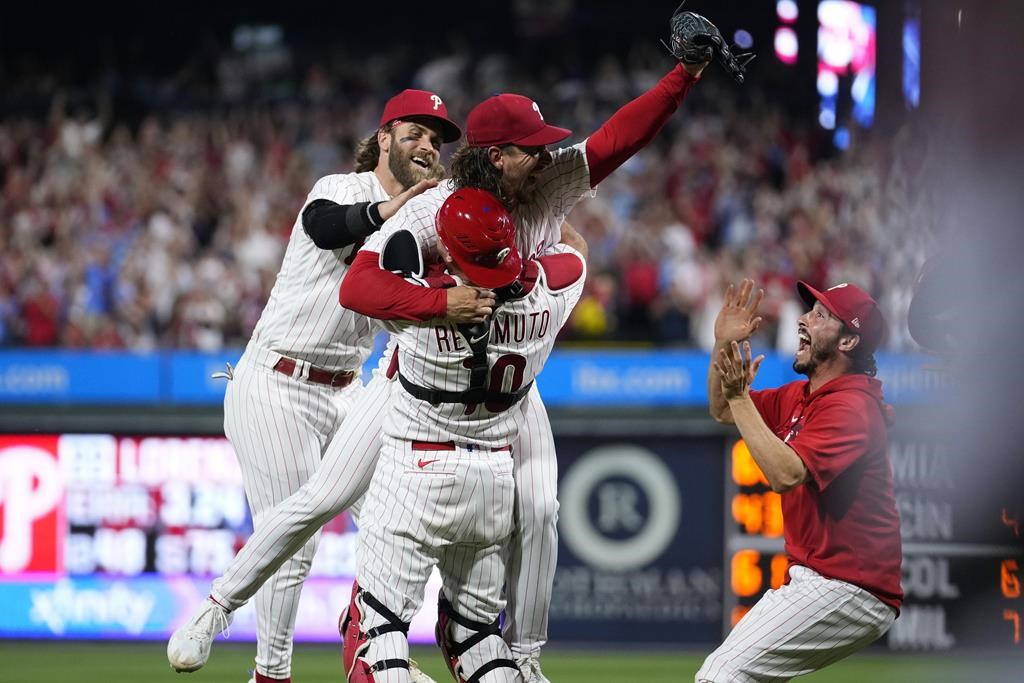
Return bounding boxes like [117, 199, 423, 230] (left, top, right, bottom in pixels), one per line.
[559, 444, 680, 571]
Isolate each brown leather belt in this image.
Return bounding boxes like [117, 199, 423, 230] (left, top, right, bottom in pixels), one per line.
[273, 357, 355, 389]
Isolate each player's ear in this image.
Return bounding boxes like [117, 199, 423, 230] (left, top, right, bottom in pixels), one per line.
[486, 145, 504, 170]
[377, 125, 392, 153]
[838, 332, 860, 354]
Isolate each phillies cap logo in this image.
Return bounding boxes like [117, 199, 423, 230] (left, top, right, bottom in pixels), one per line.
[496, 247, 511, 264]
[829, 283, 849, 290]
[431, 95, 443, 110]
[532, 101, 544, 120]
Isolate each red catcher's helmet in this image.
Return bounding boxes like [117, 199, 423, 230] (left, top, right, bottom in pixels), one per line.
[436, 188, 522, 289]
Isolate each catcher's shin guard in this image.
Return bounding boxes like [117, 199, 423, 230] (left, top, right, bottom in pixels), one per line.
[341, 582, 410, 682]
[435, 592, 519, 682]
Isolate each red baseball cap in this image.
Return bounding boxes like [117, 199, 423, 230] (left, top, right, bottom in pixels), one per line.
[379, 89, 462, 143]
[465, 94, 572, 148]
[797, 280, 886, 353]
[437, 188, 523, 289]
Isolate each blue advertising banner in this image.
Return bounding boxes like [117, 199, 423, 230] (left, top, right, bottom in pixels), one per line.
[549, 435, 726, 645]
[166, 351, 242, 404]
[0, 347, 941, 407]
[0, 574, 442, 643]
[0, 351, 161, 404]
[535, 350, 791, 407]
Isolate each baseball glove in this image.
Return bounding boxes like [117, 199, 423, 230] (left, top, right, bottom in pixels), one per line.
[662, 1, 755, 84]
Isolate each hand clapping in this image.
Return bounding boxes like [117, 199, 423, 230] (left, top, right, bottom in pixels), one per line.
[713, 340, 764, 401]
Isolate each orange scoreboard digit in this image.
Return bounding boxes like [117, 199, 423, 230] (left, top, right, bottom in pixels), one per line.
[723, 439, 787, 628]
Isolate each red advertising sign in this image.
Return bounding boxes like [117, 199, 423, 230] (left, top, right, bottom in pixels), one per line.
[0, 435, 64, 573]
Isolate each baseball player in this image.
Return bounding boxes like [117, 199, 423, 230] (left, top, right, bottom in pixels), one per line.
[342, 187, 587, 683]
[697, 279, 902, 682]
[167, 89, 474, 683]
[338, 58, 713, 683]
[166, 8, 737, 681]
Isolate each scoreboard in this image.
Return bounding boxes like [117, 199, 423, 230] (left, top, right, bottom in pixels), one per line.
[723, 433, 1024, 651]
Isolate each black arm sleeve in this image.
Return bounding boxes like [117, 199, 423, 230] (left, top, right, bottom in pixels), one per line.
[301, 198, 385, 250]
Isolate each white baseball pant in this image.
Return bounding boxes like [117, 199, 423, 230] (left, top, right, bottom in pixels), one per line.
[354, 437, 520, 683]
[223, 347, 364, 679]
[212, 380, 559, 657]
[695, 565, 896, 682]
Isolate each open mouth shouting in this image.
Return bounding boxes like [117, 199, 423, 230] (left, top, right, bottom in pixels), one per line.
[797, 326, 811, 354]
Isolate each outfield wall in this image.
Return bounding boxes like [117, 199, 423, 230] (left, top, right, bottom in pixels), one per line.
[0, 349, 1018, 651]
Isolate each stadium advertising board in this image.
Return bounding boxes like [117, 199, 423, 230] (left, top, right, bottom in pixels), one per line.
[2, 428, 1015, 650]
[549, 436, 725, 645]
[0, 434, 441, 642]
[0, 349, 939, 407]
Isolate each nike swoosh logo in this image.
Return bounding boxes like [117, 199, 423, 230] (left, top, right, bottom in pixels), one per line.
[417, 458, 441, 469]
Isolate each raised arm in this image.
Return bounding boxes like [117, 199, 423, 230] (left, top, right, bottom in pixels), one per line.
[584, 61, 704, 187]
[714, 340, 806, 493]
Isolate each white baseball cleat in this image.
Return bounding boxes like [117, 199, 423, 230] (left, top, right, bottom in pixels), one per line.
[167, 597, 233, 672]
[409, 659, 439, 683]
[516, 655, 551, 683]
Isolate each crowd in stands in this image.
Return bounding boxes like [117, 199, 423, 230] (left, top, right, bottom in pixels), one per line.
[0, 36, 936, 354]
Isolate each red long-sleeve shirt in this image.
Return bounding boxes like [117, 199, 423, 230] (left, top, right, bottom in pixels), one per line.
[341, 65, 699, 321]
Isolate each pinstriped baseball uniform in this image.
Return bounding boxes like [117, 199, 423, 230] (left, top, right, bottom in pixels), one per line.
[364, 142, 594, 656]
[224, 170, 388, 679]
[694, 566, 895, 682]
[354, 249, 587, 683]
[207, 144, 592, 656]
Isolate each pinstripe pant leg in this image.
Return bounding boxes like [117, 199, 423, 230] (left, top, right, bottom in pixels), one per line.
[695, 566, 896, 682]
[355, 439, 438, 683]
[211, 376, 392, 612]
[223, 357, 351, 678]
[437, 451, 518, 682]
[503, 386, 559, 656]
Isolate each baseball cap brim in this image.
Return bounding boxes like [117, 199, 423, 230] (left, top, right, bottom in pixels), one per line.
[455, 249, 523, 289]
[508, 124, 572, 147]
[393, 114, 462, 143]
[797, 281, 842, 321]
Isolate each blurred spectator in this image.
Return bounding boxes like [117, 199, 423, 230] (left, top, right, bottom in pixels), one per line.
[0, 38, 931, 353]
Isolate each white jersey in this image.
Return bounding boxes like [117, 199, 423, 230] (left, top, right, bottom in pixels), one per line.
[382, 246, 586, 448]
[364, 141, 594, 263]
[248, 172, 389, 370]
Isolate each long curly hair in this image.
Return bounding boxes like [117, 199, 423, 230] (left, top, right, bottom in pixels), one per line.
[353, 129, 383, 173]
[843, 324, 878, 376]
[850, 349, 878, 377]
[449, 145, 515, 209]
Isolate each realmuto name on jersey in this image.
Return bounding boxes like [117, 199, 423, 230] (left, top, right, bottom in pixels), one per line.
[433, 309, 553, 353]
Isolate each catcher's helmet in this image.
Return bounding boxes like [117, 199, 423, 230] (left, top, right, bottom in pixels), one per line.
[436, 188, 522, 289]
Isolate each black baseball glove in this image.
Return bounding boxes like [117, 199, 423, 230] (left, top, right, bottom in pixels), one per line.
[662, 1, 755, 84]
